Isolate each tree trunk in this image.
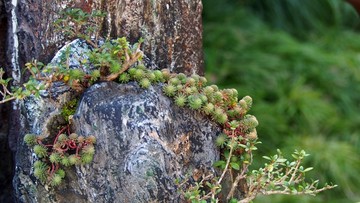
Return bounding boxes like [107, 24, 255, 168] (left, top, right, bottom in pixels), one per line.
[0, 0, 204, 202]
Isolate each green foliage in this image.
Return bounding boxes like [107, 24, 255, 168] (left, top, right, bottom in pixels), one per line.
[203, 0, 360, 202]
[187, 95, 203, 110]
[248, 149, 335, 197]
[119, 73, 130, 83]
[60, 99, 78, 122]
[54, 8, 106, 45]
[246, 0, 359, 39]
[0, 67, 46, 104]
[0, 36, 144, 103]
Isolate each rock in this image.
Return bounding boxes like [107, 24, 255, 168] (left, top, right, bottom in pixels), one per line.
[72, 81, 221, 202]
[13, 40, 222, 202]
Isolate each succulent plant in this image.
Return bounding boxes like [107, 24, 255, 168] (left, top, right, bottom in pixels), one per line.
[139, 78, 151, 88]
[152, 70, 163, 82]
[51, 174, 63, 186]
[175, 94, 187, 107]
[146, 72, 156, 82]
[161, 69, 171, 81]
[82, 145, 95, 155]
[163, 84, 177, 97]
[169, 77, 181, 86]
[33, 145, 48, 158]
[188, 95, 203, 110]
[134, 68, 145, 81]
[24, 134, 37, 146]
[119, 73, 131, 83]
[81, 153, 94, 164]
[202, 103, 215, 115]
[49, 152, 62, 163]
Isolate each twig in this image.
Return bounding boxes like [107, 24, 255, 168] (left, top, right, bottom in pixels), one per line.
[226, 164, 249, 200]
[218, 137, 236, 184]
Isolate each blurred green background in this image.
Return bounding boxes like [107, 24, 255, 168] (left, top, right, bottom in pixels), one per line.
[202, 0, 360, 202]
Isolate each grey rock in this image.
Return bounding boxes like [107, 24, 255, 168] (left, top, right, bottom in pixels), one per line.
[49, 39, 92, 70]
[72, 81, 221, 202]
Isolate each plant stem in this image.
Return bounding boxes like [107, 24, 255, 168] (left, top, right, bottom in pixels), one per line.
[218, 137, 236, 184]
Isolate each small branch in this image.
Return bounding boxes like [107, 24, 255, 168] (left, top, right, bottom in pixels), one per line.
[226, 164, 249, 200]
[238, 194, 256, 203]
[0, 96, 16, 104]
[288, 159, 301, 184]
[218, 137, 236, 184]
[263, 185, 337, 196]
[85, 39, 98, 49]
[2, 84, 13, 96]
[103, 51, 143, 81]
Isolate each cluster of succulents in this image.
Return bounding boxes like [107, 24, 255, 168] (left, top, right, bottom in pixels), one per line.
[23, 127, 96, 186]
[118, 65, 258, 140]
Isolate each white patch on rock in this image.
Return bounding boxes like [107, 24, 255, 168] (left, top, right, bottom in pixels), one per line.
[10, 0, 20, 83]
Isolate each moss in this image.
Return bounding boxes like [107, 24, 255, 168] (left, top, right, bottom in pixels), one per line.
[61, 98, 79, 122]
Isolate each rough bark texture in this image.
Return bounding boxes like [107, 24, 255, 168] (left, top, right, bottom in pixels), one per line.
[0, 0, 6, 67]
[1, 1, 204, 202]
[0, 1, 15, 202]
[5, 0, 203, 73]
[13, 40, 220, 203]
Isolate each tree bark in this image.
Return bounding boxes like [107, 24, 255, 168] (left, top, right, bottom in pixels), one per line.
[0, 0, 204, 201]
[3, 0, 204, 74]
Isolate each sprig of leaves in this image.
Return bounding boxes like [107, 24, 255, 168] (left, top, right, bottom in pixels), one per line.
[240, 149, 337, 203]
[0, 68, 46, 104]
[54, 8, 106, 47]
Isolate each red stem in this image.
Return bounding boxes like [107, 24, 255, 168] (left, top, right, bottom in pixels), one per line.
[68, 140, 77, 149]
[75, 143, 83, 156]
[50, 163, 56, 176]
[53, 125, 69, 145]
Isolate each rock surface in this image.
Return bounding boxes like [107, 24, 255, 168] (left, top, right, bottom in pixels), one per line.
[73, 81, 221, 202]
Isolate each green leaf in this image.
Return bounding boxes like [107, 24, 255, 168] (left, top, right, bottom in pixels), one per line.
[262, 156, 271, 160]
[303, 167, 313, 172]
[231, 162, 240, 170]
[277, 158, 287, 163]
[291, 153, 299, 160]
[213, 160, 226, 169]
